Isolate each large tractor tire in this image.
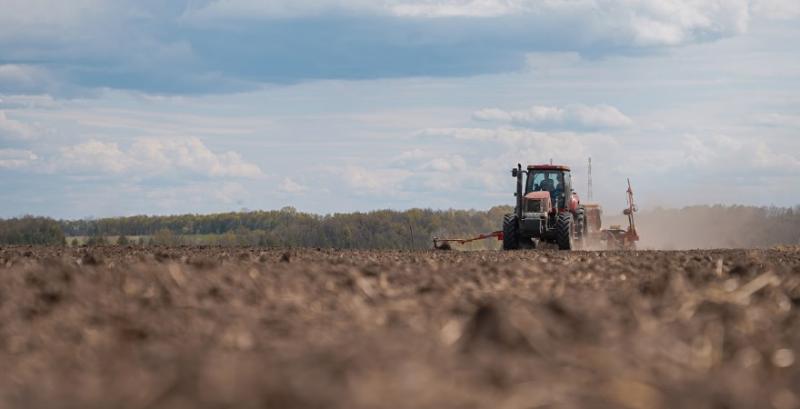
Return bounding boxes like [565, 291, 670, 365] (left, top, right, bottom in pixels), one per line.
[556, 212, 574, 251]
[502, 214, 520, 250]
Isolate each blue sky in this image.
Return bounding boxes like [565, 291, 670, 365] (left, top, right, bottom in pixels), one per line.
[1, 0, 799, 219]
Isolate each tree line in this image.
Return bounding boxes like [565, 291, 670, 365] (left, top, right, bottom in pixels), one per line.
[58, 206, 513, 249]
[0, 216, 65, 245]
[1, 205, 799, 249]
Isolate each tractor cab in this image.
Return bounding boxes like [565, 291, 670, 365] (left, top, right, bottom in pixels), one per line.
[525, 165, 574, 210]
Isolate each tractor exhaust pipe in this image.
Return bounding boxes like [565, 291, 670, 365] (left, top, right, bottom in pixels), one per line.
[513, 163, 524, 219]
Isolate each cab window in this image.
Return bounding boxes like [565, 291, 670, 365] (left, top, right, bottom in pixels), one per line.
[527, 171, 563, 193]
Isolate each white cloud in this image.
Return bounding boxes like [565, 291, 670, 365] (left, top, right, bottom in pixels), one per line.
[393, 149, 467, 172]
[185, 0, 757, 47]
[129, 138, 263, 178]
[393, 148, 433, 163]
[751, 0, 800, 19]
[390, 148, 506, 192]
[278, 177, 308, 193]
[525, 52, 583, 74]
[341, 165, 412, 194]
[0, 65, 57, 94]
[0, 0, 107, 28]
[0, 149, 38, 169]
[59, 140, 128, 173]
[57, 137, 264, 178]
[1, 1, 799, 217]
[182, 0, 382, 20]
[620, 0, 750, 46]
[473, 104, 633, 130]
[0, 0, 794, 98]
[753, 113, 800, 128]
[389, 0, 521, 17]
[418, 127, 593, 163]
[683, 134, 800, 172]
[144, 181, 249, 209]
[474, 106, 563, 124]
[421, 155, 467, 172]
[0, 94, 59, 109]
[0, 110, 38, 140]
[570, 105, 634, 129]
[0, 65, 48, 83]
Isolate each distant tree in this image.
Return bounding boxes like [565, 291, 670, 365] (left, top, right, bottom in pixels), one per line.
[218, 231, 238, 247]
[70, 238, 79, 247]
[152, 228, 181, 246]
[0, 216, 65, 245]
[86, 235, 108, 246]
[117, 235, 130, 246]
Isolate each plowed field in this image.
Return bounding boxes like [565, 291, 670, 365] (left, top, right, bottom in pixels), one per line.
[1, 246, 799, 408]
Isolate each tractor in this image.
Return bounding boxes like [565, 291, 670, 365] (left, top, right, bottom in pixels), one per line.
[502, 163, 586, 250]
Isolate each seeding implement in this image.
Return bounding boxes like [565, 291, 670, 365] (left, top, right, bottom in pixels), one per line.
[600, 179, 639, 250]
[433, 231, 503, 250]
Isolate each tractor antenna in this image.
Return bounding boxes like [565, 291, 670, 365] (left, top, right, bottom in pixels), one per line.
[588, 157, 593, 201]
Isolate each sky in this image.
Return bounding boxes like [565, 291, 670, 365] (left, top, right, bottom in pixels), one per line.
[1, 0, 799, 219]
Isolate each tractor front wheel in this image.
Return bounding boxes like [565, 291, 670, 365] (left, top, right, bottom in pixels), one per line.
[502, 214, 520, 250]
[556, 212, 574, 251]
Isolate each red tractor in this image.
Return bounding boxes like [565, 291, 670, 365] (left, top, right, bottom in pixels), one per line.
[502, 163, 586, 250]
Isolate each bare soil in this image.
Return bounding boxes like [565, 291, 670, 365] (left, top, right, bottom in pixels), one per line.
[1, 246, 800, 409]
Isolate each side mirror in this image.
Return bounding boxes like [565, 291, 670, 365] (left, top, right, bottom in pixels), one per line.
[511, 168, 519, 177]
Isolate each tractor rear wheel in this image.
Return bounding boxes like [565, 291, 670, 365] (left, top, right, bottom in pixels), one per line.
[502, 214, 520, 250]
[556, 212, 574, 251]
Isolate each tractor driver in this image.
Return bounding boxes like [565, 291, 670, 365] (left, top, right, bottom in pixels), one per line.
[539, 177, 555, 193]
[539, 175, 562, 206]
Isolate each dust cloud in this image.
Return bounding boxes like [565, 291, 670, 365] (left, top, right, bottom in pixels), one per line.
[604, 205, 800, 250]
